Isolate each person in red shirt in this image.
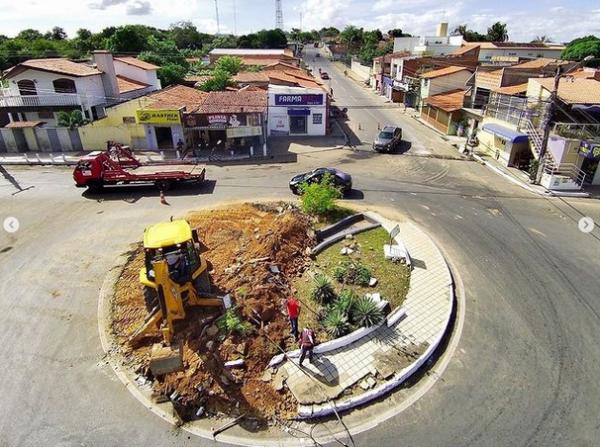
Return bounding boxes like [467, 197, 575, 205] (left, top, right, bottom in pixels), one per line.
[299, 327, 317, 366]
[286, 296, 300, 339]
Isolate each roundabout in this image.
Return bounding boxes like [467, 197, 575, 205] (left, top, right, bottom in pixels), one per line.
[98, 200, 462, 445]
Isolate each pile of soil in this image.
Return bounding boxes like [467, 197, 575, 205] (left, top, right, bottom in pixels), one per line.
[111, 203, 315, 421]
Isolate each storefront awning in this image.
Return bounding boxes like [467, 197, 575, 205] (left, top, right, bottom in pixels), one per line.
[287, 108, 310, 116]
[482, 123, 529, 143]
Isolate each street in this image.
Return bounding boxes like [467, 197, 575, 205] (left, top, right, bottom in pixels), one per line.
[1, 69, 600, 446]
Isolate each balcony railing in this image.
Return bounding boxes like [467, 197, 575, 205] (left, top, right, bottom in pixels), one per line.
[0, 92, 85, 108]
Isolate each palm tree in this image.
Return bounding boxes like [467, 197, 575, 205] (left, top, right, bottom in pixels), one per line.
[486, 22, 509, 42]
[531, 35, 552, 44]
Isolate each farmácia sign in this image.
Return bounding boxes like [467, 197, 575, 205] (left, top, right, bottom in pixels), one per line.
[274, 94, 323, 106]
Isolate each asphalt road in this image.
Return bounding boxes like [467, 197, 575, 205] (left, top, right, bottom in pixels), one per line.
[1, 63, 600, 446]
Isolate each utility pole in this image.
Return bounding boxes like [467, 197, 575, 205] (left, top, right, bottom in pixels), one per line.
[214, 0, 221, 35]
[535, 66, 561, 185]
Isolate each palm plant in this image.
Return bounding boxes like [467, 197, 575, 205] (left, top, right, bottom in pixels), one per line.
[351, 297, 383, 328]
[323, 308, 351, 337]
[311, 273, 336, 304]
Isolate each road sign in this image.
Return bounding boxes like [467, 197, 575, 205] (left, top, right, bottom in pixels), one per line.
[390, 224, 400, 239]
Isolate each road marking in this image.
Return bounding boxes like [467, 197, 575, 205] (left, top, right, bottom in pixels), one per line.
[3, 216, 19, 233]
[578, 216, 595, 233]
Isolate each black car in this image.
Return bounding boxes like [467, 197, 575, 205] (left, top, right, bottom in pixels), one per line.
[373, 126, 402, 152]
[289, 168, 352, 195]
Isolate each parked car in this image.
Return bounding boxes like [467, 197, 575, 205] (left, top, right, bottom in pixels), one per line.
[289, 168, 352, 195]
[373, 126, 402, 152]
[320, 71, 329, 80]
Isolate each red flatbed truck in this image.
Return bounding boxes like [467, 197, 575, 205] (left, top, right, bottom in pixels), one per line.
[73, 145, 206, 191]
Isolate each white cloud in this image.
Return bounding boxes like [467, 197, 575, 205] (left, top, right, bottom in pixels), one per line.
[300, 0, 351, 30]
[126, 0, 152, 15]
[373, 0, 393, 12]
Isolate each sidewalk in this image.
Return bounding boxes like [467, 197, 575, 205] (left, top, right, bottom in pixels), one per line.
[276, 212, 454, 418]
[472, 151, 591, 197]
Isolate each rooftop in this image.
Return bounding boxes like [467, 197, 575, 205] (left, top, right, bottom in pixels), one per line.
[425, 89, 465, 112]
[143, 84, 208, 111]
[196, 90, 267, 114]
[421, 65, 471, 79]
[476, 41, 565, 50]
[210, 48, 293, 57]
[116, 75, 150, 94]
[114, 57, 159, 70]
[534, 77, 600, 105]
[5, 58, 102, 78]
[493, 83, 529, 95]
[4, 120, 45, 128]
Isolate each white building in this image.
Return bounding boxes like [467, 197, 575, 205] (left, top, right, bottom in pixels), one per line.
[451, 42, 566, 63]
[0, 51, 160, 126]
[267, 85, 327, 136]
[394, 23, 464, 57]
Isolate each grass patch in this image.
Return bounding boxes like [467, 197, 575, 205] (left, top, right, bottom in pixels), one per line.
[293, 227, 411, 341]
[314, 205, 356, 229]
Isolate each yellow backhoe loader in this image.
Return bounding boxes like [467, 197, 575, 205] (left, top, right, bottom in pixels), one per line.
[129, 219, 230, 374]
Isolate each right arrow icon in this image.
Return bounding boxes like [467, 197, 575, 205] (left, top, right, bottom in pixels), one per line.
[578, 217, 595, 234]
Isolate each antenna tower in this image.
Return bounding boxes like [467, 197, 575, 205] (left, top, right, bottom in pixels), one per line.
[275, 0, 284, 30]
[214, 0, 221, 34]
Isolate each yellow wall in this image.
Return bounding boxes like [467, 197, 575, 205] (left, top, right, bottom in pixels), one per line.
[78, 96, 151, 150]
[477, 116, 520, 161]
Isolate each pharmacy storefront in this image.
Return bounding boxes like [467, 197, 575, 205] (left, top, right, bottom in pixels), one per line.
[267, 86, 327, 136]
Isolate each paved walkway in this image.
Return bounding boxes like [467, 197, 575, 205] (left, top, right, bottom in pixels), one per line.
[278, 212, 454, 417]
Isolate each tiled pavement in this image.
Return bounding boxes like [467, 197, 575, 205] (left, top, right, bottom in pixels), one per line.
[280, 212, 454, 414]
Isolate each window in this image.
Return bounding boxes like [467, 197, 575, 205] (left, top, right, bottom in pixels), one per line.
[53, 78, 77, 94]
[313, 113, 322, 125]
[17, 79, 36, 96]
[38, 111, 54, 119]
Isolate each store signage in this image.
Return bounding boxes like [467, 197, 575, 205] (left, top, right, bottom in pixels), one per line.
[208, 114, 228, 125]
[393, 80, 410, 91]
[136, 109, 181, 125]
[274, 94, 323, 106]
[579, 141, 600, 160]
[226, 126, 263, 138]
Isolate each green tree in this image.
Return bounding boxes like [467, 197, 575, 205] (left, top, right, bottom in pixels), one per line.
[300, 173, 342, 216]
[531, 35, 552, 44]
[157, 63, 188, 86]
[214, 55, 242, 75]
[211, 34, 237, 49]
[387, 28, 410, 38]
[50, 26, 67, 40]
[319, 27, 340, 38]
[108, 25, 150, 53]
[198, 69, 233, 91]
[453, 24, 487, 42]
[57, 110, 88, 129]
[486, 22, 509, 42]
[561, 35, 600, 63]
[169, 21, 202, 49]
[17, 29, 43, 40]
[340, 25, 364, 50]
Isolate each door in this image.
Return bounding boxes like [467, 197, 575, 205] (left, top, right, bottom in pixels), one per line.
[155, 127, 173, 149]
[289, 116, 307, 134]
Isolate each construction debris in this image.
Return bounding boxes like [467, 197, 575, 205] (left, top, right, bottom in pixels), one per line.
[111, 203, 314, 420]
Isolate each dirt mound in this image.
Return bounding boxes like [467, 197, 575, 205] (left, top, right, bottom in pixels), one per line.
[111, 202, 315, 420]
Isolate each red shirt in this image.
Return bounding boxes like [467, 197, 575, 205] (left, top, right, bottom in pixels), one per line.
[287, 298, 300, 319]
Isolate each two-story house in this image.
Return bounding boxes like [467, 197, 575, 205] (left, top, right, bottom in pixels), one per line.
[418, 66, 473, 134]
[0, 51, 160, 152]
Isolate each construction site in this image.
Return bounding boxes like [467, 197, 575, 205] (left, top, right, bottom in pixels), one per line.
[110, 202, 317, 421]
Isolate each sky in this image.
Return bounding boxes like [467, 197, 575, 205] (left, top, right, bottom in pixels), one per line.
[1, 0, 599, 43]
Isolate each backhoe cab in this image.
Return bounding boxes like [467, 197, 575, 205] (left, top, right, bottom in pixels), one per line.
[130, 219, 225, 349]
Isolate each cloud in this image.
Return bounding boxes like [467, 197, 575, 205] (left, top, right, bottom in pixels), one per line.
[300, 0, 351, 30]
[89, 0, 127, 10]
[126, 0, 152, 15]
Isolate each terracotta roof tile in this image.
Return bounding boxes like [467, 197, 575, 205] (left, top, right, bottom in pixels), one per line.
[4, 120, 45, 128]
[421, 65, 471, 79]
[114, 57, 159, 70]
[6, 58, 101, 78]
[143, 85, 208, 111]
[534, 77, 600, 104]
[450, 44, 481, 56]
[425, 89, 465, 112]
[195, 90, 267, 114]
[116, 75, 149, 93]
[493, 83, 529, 95]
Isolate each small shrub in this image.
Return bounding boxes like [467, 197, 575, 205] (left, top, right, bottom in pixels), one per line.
[528, 159, 540, 182]
[217, 309, 251, 335]
[323, 308, 351, 337]
[300, 173, 342, 216]
[334, 261, 371, 286]
[333, 289, 357, 315]
[311, 273, 336, 304]
[351, 296, 383, 328]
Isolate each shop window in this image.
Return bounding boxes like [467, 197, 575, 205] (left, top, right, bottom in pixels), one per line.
[247, 114, 260, 126]
[313, 113, 323, 125]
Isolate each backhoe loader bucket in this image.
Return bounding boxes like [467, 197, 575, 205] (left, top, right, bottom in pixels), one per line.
[149, 342, 184, 376]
